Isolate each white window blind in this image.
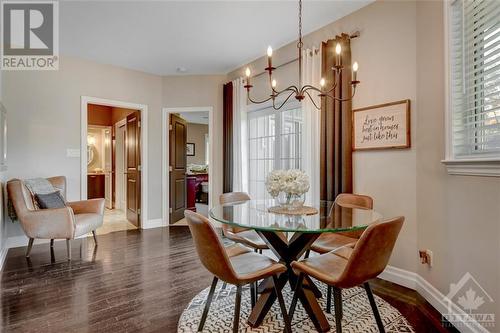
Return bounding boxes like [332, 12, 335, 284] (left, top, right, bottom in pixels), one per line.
[450, 0, 500, 158]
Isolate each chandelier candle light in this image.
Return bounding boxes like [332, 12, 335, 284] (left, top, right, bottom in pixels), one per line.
[244, 0, 360, 110]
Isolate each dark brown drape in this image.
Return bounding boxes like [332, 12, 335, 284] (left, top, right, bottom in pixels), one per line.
[223, 82, 233, 193]
[320, 33, 353, 201]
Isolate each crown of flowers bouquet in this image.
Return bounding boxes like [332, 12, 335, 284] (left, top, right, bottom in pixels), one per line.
[265, 169, 310, 197]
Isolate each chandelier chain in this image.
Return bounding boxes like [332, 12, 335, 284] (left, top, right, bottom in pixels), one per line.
[297, 0, 303, 48]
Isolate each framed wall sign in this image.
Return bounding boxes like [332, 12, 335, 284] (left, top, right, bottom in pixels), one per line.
[186, 143, 195, 156]
[353, 99, 411, 151]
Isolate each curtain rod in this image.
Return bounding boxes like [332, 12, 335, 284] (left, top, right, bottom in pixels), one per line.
[251, 31, 360, 79]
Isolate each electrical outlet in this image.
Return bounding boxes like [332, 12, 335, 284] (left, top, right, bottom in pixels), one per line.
[418, 249, 433, 267]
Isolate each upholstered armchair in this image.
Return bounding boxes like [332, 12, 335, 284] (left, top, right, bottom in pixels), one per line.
[7, 176, 105, 260]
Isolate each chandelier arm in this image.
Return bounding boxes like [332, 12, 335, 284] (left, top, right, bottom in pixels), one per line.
[273, 85, 299, 96]
[272, 91, 296, 110]
[323, 85, 358, 102]
[301, 85, 323, 95]
[247, 91, 274, 104]
[304, 90, 321, 110]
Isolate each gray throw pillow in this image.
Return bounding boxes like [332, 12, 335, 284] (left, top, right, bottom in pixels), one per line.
[35, 191, 66, 209]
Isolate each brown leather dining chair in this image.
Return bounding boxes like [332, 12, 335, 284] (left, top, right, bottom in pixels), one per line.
[184, 210, 292, 333]
[290, 216, 404, 333]
[219, 192, 268, 254]
[307, 193, 374, 312]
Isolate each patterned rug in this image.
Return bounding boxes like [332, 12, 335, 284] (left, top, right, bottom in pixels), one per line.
[178, 281, 415, 332]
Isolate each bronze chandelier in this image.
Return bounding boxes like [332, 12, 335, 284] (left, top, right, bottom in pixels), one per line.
[244, 0, 360, 110]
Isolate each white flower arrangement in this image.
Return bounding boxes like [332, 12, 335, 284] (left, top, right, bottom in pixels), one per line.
[265, 169, 310, 197]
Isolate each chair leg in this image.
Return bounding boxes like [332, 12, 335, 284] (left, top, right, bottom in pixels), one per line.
[233, 285, 242, 333]
[289, 273, 303, 321]
[258, 249, 262, 254]
[50, 239, 54, 247]
[92, 231, 98, 246]
[333, 287, 343, 333]
[364, 282, 385, 333]
[304, 249, 310, 259]
[66, 239, 71, 261]
[198, 277, 218, 332]
[25, 238, 34, 258]
[250, 281, 256, 308]
[326, 285, 332, 313]
[272, 275, 292, 333]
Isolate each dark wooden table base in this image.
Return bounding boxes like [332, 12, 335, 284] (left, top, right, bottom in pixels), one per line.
[249, 231, 330, 332]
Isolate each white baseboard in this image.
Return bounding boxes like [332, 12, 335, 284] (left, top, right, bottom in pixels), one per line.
[380, 265, 489, 333]
[142, 218, 166, 229]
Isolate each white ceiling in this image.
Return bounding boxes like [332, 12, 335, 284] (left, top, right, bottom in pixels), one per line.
[60, 1, 373, 76]
[179, 111, 209, 125]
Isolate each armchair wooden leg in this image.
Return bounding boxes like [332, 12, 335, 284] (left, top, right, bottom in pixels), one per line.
[233, 285, 242, 333]
[50, 239, 54, 247]
[272, 275, 292, 333]
[333, 287, 343, 333]
[364, 282, 385, 333]
[198, 277, 218, 332]
[66, 239, 71, 261]
[92, 230, 98, 246]
[25, 238, 34, 258]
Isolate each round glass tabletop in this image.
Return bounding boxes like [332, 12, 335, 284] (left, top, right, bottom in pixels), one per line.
[209, 199, 383, 234]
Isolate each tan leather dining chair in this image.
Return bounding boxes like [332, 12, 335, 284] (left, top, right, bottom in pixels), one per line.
[290, 216, 404, 333]
[219, 192, 268, 253]
[7, 176, 105, 260]
[184, 210, 291, 333]
[309, 193, 374, 256]
[307, 193, 374, 312]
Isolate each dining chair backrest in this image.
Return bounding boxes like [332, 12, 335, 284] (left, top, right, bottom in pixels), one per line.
[337, 216, 404, 288]
[336, 193, 373, 210]
[219, 192, 251, 234]
[184, 210, 239, 284]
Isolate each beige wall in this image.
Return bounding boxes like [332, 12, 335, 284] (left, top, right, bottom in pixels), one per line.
[162, 75, 226, 206]
[186, 123, 208, 165]
[3, 56, 164, 237]
[416, 0, 500, 324]
[229, 0, 419, 274]
[2, 59, 226, 239]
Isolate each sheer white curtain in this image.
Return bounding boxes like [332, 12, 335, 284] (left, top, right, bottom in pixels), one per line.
[301, 47, 321, 205]
[232, 77, 249, 192]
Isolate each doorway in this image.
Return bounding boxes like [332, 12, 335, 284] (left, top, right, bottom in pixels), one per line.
[81, 97, 149, 232]
[162, 107, 213, 225]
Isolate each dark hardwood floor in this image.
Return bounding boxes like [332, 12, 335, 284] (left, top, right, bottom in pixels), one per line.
[0, 227, 456, 332]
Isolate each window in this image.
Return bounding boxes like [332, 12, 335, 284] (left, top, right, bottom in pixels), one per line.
[248, 104, 302, 199]
[445, 0, 500, 175]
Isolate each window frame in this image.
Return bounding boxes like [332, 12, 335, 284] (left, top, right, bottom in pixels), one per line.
[246, 98, 302, 199]
[442, 0, 500, 176]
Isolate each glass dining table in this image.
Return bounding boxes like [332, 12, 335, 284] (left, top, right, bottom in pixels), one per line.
[210, 199, 383, 332]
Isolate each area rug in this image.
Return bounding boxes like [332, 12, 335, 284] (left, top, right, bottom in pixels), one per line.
[178, 281, 415, 332]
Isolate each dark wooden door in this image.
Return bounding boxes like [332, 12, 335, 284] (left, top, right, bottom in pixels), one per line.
[126, 112, 141, 227]
[169, 114, 187, 223]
